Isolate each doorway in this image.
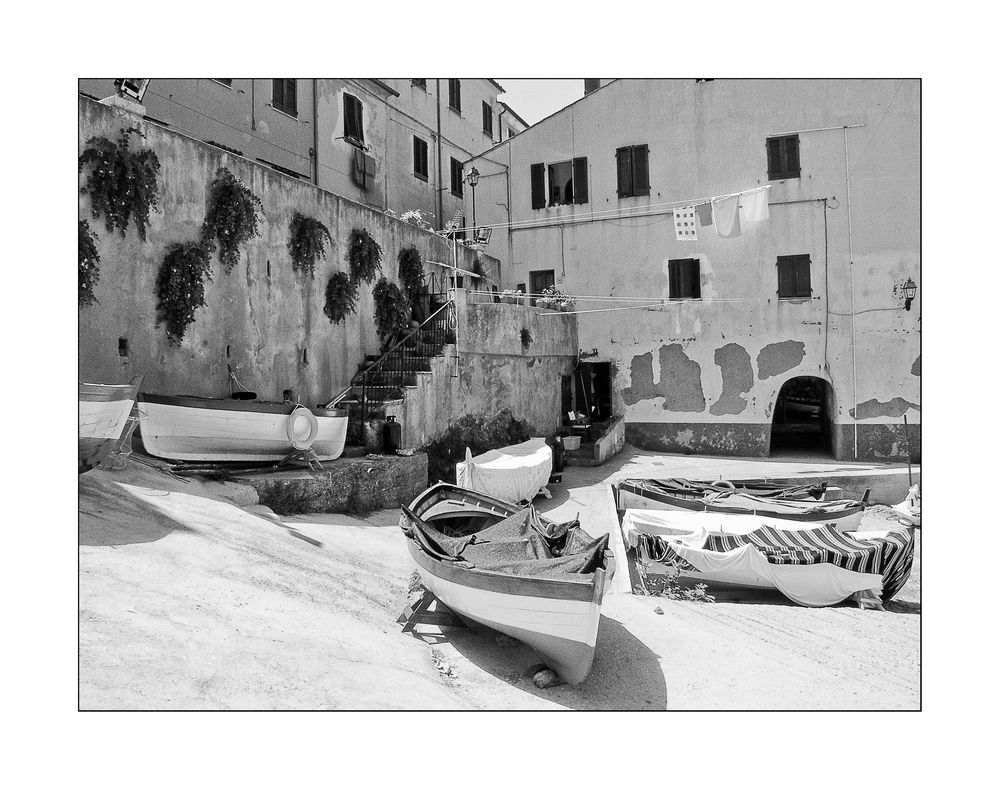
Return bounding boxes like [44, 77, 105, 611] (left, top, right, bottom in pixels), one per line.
[576, 362, 613, 422]
[769, 376, 834, 456]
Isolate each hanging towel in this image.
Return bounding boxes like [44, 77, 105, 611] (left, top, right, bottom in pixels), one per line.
[695, 202, 713, 227]
[739, 187, 770, 222]
[712, 193, 741, 238]
[673, 205, 698, 241]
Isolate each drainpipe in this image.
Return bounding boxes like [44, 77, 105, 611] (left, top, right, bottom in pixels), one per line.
[435, 79, 444, 231]
[844, 127, 858, 460]
[311, 79, 319, 185]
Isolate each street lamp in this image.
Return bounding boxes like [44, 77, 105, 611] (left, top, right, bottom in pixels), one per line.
[465, 166, 480, 237]
[902, 277, 917, 311]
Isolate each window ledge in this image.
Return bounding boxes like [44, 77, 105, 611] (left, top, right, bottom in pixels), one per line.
[345, 136, 366, 149]
[270, 104, 298, 120]
[449, 106, 462, 117]
[414, 172, 428, 182]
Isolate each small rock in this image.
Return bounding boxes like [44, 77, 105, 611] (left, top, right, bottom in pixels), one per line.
[533, 669, 566, 689]
[653, 606, 664, 615]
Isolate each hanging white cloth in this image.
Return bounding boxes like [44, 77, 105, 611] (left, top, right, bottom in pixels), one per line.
[712, 193, 741, 238]
[739, 187, 770, 222]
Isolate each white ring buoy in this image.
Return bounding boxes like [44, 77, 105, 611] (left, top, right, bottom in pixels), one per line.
[286, 406, 319, 450]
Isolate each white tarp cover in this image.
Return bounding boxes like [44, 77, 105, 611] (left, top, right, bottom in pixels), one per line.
[456, 438, 553, 504]
[623, 508, 885, 606]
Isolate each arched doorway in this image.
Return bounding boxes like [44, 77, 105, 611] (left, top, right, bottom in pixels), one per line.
[769, 376, 835, 456]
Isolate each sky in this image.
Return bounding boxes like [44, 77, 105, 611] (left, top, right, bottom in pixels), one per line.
[495, 79, 585, 125]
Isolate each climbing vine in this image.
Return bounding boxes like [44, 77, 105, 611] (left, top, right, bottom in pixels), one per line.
[288, 212, 333, 279]
[155, 241, 213, 345]
[324, 271, 358, 324]
[201, 168, 263, 274]
[79, 219, 101, 307]
[78, 127, 161, 240]
[397, 246, 424, 301]
[346, 228, 383, 284]
[372, 277, 411, 342]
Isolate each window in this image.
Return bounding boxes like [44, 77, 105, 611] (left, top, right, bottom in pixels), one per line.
[777, 255, 811, 298]
[448, 79, 461, 113]
[668, 259, 701, 299]
[272, 79, 297, 116]
[530, 158, 588, 208]
[482, 101, 493, 138]
[529, 270, 555, 306]
[413, 136, 429, 181]
[616, 144, 650, 197]
[411, 79, 427, 89]
[344, 93, 364, 145]
[450, 157, 464, 197]
[767, 135, 800, 180]
[352, 149, 376, 190]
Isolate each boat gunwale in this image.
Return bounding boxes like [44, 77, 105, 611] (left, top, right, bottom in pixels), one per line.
[139, 392, 347, 418]
[79, 377, 143, 403]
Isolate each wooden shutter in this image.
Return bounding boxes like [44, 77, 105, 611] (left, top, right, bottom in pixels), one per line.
[272, 79, 284, 108]
[344, 95, 357, 141]
[616, 147, 632, 197]
[785, 136, 800, 178]
[353, 96, 364, 143]
[685, 260, 701, 298]
[286, 80, 297, 115]
[668, 260, 680, 298]
[572, 157, 588, 204]
[767, 137, 782, 179]
[633, 145, 650, 196]
[795, 256, 811, 296]
[777, 257, 795, 297]
[530, 163, 545, 209]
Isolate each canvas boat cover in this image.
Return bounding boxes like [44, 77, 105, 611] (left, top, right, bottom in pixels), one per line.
[625, 508, 914, 605]
[403, 506, 609, 581]
[456, 437, 553, 503]
[649, 477, 826, 500]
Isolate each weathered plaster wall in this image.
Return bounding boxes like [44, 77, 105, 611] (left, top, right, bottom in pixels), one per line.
[78, 97, 496, 407]
[468, 79, 920, 461]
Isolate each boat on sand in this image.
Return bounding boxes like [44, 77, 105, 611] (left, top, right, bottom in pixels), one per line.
[400, 483, 613, 685]
[137, 393, 348, 462]
[79, 377, 143, 473]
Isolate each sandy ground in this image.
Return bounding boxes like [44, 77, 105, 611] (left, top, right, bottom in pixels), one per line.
[79, 450, 919, 710]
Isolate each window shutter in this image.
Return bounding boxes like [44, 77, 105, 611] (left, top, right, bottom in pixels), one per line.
[633, 145, 650, 196]
[287, 80, 297, 114]
[686, 260, 701, 299]
[786, 136, 800, 177]
[777, 258, 793, 296]
[572, 157, 588, 204]
[530, 163, 545, 210]
[767, 138, 781, 179]
[354, 97, 364, 144]
[272, 79, 283, 107]
[616, 147, 632, 197]
[796, 256, 811, 296]
[668, 260, 679, 298]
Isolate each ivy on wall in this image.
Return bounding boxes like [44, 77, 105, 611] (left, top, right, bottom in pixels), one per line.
[324, 271, 358, 325]
[288, 212, 333, 279]
[347, 228, 383, 284]
[79, 220, 101, 307]
[397, 246, 424, 302]
[201, 168, 263, 274]
[155, 241, 213, 345]
[78, 128, 161, 240]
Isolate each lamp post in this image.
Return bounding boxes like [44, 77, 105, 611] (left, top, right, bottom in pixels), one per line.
[902, 277, 917, 311]
[465, 166, 480, 238]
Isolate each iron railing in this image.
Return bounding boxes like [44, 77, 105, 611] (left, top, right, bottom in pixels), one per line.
[354, 296, 456, 419]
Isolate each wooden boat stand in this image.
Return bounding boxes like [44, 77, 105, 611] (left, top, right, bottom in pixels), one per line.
[275, 447, 326, 473]
[397, 588, 466, 639]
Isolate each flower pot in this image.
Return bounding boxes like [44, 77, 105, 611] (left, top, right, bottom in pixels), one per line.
[563, 435, 582, 451]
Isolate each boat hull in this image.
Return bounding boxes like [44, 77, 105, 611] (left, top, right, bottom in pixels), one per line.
[138, 394, 348, 462]
[78, 378, 142, 473]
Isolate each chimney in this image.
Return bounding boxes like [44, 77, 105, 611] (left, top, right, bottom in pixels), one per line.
[584, 79, 602, 96]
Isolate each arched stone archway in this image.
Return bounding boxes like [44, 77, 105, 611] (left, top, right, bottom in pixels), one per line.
[769, 376, 836, 456]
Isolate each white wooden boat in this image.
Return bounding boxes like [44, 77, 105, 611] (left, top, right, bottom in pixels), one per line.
[455, 437, 553, 503]
[401, 483, 614, 685]
[616, 478, 866, 531]
[79, 377, 143, 473]
[137, 393, 348, 462]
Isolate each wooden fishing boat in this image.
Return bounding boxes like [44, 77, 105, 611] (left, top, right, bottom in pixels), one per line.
[79, 376, 143, 473]
[400, 483, 614, 685]
[616, 478, 866, 531]
[137, 393, 348, 462]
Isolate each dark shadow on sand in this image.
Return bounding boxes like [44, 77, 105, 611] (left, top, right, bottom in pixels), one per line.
[79, 473, 192, 547]
[442, 614, 668, 710]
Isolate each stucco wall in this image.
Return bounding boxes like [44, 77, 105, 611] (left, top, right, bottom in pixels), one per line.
[467, 79, 920, 461]
[78, 96, 497, 408]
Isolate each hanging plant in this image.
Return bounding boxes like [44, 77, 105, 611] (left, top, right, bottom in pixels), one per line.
[397, 246, 424, 301]
[79, 219, 101, 307]
[155, 241, 213, 345]
[201, 168, 264, 274]
[372, 277, 411, 342]
[324, 271, 358, 324]
[78, 127, 161, 240]
[347, 228, 383, 284]
[288, 212, 333, 279]
[520, 327, 533, 351]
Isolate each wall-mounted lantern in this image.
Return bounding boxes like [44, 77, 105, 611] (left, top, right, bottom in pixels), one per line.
[465, 166, 480, 235]
[902, 277, 917, 311]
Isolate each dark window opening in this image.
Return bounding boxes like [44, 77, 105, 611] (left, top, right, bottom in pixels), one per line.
[529, 270, 555, 306]
[411, 79, 427, 89]
[616, 144, 650, 198]
[668, 258, 701, 299]
[544, 158, 588, 206]
[448, 79, 462, 113]
[344, 93, 364, 145]
[118, 338, 129, 357]
[767, 134, 800, 180]
[482, 101, 493, 138]
[272, 79, 297, 116]
[413, 136, 429, 181]
[777, 254, 812, 298]
[450, 157, 464, 197]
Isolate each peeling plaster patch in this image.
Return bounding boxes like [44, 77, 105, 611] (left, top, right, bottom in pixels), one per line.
[757, 340, 806, 380]
[709, 343, 753, 416]
[850, 397, 921, 420]
[675, 428, 695, 447]
[659, 344, 706, 412]
[910, 355, 920, 376]
[621, 352, 657, 405]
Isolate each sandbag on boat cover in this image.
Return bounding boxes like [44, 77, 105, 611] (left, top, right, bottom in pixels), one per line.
[405, 506, 609, 580]
[456, 438, 553, 503]
[636, 522, 914, 605]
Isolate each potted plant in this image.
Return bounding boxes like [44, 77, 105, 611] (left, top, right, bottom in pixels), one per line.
[501, 288, 523, 305]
